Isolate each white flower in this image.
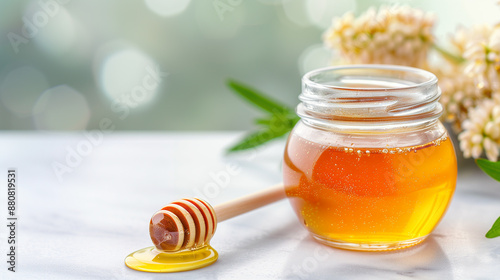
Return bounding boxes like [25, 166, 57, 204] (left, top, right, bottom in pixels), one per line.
[323, 6, 434, 68]
[439, 70, 487, 132]
[463, 25, 500, 92]
[459, 98, 500, 161]
[437, 25, 494, 132]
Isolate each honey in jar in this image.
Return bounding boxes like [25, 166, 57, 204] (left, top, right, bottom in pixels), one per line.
[283, 65, 457, 251]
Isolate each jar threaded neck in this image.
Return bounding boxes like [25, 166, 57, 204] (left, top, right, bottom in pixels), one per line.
[299, 65, 442, 130]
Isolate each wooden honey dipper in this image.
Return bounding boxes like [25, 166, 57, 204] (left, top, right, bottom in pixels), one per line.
[149, 183, 285, 251]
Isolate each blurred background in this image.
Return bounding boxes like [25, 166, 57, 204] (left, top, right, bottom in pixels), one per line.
[1, 0, 499, 131]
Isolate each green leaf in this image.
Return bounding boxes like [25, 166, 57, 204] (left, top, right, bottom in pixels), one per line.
[227, 79, 292, 114]
[254, 118, 271, 126]
[227, 128, 289, 153]
[227, 113, 299, 153]
[476, 158, 500, 182]
[486, 216, 500, 238]
[225, 79, 300, 152]
[288, 115, 300, 126]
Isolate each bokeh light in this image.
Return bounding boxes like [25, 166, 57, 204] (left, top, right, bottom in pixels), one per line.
[281, 0, 310, 27]
[298, 44, 331, 74]
[0, 66, 48, 118]
[195, 1, 243, 39]
[24, 1, 78, 57]
[257, 0, 283, 5]
[32, 85, 90, 130]
[144, 0, 191, 17]
[1, 0, 492, 131]
[97, 47, 160, 108]
[306, 0, 356, 29]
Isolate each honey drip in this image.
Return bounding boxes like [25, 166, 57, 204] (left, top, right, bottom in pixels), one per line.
[125, 245, 218, 273]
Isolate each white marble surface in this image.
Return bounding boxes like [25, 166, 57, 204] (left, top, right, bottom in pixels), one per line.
[1, 132, 500, 280]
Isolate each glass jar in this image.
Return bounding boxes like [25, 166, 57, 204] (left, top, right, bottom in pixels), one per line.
[283, 65, 457, 251]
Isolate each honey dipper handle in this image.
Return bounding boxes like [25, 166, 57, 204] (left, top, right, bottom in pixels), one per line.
[213, 183, 286, 222]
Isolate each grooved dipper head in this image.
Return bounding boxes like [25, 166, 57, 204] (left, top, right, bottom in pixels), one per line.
[149, 198, 217, 251]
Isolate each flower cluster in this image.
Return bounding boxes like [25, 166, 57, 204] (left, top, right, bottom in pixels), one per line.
[437, 26, 493, 131]
[459, 97, 500, 161]
[441, 25, 500, 160]
[439, 72, 481, 132]
[463, 26, 500, 92]
[323, 6, 435, 68]
[324, 7, 500, 161]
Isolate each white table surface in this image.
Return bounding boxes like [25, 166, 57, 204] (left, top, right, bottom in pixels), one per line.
[1, 132, 500, 280]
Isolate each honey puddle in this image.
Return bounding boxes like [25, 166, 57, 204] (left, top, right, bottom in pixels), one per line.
[125, 245, 218, 273]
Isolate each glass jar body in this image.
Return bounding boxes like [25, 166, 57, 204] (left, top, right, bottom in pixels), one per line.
[283, 120, 456, 251]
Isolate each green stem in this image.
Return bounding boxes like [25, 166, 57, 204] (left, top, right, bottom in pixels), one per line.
[432, 43, 465, 64]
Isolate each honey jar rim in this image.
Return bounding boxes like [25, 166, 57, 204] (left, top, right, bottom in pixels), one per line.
[298, 64, 442, 128]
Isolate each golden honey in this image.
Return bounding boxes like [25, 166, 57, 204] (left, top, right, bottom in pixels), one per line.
[125, 245, 218, 273]
[286, 65, 457, 250]
[284, 133, 456, 250]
